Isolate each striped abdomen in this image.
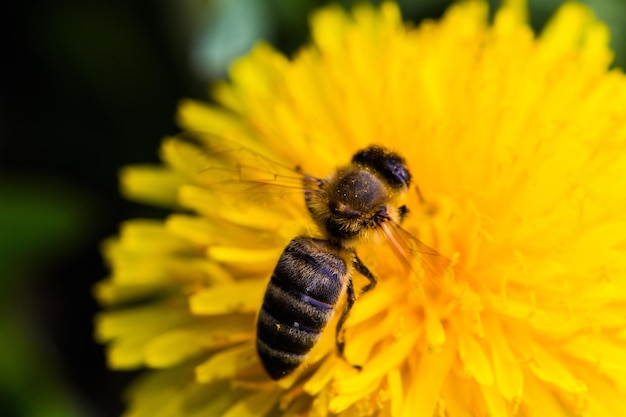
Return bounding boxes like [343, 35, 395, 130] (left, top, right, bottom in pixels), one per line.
[256, 236, 348, 380]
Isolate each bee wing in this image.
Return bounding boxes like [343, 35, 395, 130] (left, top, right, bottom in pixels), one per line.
[378, 220, 457, 287]
[176, 132, 324, 203]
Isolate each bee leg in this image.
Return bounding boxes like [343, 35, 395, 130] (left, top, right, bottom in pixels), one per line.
[335, 278, 361, 370]
[353, 255, 377, 294]
[335, 256, 377, 370]
[398, 205, 409, 223]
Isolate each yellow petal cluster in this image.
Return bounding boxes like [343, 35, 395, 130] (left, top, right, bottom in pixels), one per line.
[96, 1, 626, 416]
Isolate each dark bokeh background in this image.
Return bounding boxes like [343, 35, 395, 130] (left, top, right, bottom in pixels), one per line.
[2, 0, 624, 416]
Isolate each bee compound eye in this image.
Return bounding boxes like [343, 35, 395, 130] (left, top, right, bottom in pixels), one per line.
[383, 158, 411, 189]
[351, 146, 411, 190]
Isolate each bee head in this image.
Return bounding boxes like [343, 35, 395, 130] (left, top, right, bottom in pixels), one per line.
[351, 146, 411, 190]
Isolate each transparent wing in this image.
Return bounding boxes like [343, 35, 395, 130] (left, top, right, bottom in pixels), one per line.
[176, 132, 325, 204]
[378, 220, 459, 288]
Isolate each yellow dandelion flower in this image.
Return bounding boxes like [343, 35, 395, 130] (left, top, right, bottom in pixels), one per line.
[96, 1, 626, 416]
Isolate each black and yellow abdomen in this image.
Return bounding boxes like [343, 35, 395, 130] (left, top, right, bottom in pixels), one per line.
[256, 237, 348, 380]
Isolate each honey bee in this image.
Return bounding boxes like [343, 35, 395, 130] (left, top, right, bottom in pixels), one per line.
[255, 146, 418, 380]
[188, 136, 447, 380]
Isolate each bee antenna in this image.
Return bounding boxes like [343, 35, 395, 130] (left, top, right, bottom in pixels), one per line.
[414, 185, 426, 204]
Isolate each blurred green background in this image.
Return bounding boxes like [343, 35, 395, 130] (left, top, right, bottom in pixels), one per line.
[2, 0, 624, 416]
